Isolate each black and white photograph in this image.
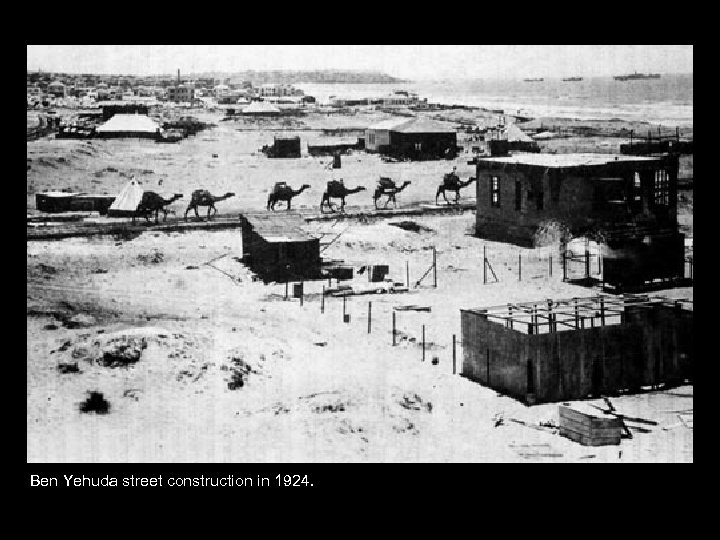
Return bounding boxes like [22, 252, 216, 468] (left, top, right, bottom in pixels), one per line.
[26, 45, 693, 464]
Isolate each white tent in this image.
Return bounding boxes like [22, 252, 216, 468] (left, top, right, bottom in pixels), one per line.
[504, 124, 534, 143]
[107, 178, 144, 217]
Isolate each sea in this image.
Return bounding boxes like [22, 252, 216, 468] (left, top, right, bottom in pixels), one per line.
[297, 74, 693, 127]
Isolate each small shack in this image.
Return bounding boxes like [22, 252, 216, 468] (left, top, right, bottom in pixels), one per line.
[239, 213, 321, 283]
[263, 136, 301, 158]
[460, 295, 693, 404]
[95, 113, 162, 139]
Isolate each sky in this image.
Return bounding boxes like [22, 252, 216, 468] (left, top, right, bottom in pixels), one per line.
[27, 45, 693, 80]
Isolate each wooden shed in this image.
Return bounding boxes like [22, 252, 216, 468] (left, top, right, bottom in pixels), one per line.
[239, 213, 321, 283]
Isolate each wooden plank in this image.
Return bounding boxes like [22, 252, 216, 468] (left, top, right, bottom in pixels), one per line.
[559, 416, 624, 438]
[559, 405, 623, 429]
[559, 427, 621, 446]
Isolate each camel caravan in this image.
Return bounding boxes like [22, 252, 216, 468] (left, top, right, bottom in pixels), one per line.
[106, 165, 475, 225]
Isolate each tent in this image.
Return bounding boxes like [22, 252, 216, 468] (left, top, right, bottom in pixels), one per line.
[107, 178, 144, 217]
[504, 124, 534, 143]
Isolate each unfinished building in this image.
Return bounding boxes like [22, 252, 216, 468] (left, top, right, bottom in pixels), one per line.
[460, 295, 693, 404]
[474, 153, 685, 289]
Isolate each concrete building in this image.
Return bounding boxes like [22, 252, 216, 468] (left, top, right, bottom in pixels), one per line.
[167, 84, 195, 103]
[474, 153, 679, 245]
[474, 152, 684, 289]
[380, 90, 423, 108]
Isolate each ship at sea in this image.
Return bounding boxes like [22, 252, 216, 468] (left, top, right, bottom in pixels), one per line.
[562, 77, 583, 82]
[613, 72, 661, 81]
[523, 77, 544, 82]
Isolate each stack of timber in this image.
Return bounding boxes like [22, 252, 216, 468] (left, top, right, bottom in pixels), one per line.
[558, 404, 623, 446]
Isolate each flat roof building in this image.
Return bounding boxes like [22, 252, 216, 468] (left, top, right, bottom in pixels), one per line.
[474, 152, 684, 289]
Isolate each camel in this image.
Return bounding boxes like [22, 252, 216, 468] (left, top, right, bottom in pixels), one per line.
[373, 178, 412, 210]
[320, 180, 366, 213]
[435, 173, 476, 205]
[267, 183, 311, 211]
[184, 190, 235, 221]
[134, 192, 183, 224]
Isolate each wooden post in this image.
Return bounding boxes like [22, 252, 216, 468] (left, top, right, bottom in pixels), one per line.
[433, 246, 437, 288]
[549, 255, 552, 277]
[452, 334, 456, 375]
[300, 281, 304, 306]
[343, 295, 347, 318]
[574, 298, 580, 328]
[406, 260, 410, 289]
[585, 248, 590, 279]
[321, 286, 325, 314]
[367, 301, 372, 334]
[392, 310, 396, 346]
[600, 296, 605, 326]
[422, 325, 426, 362]
[518, 252, 522, 281]
[562, 246, 567, 281]
[483, 245, 487, 284]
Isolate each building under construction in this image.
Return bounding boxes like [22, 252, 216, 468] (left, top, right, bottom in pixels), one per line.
[460, 294, 693, 404]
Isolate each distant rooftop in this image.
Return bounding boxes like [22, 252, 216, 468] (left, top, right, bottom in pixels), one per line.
[477, 153, 662, 168]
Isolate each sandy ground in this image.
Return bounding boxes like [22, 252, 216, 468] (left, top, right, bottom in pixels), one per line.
[27, 108, 693, 462]
[27, 214, 693, 463]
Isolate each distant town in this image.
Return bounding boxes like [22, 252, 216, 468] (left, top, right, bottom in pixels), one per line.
[26, 69, 406, 108]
